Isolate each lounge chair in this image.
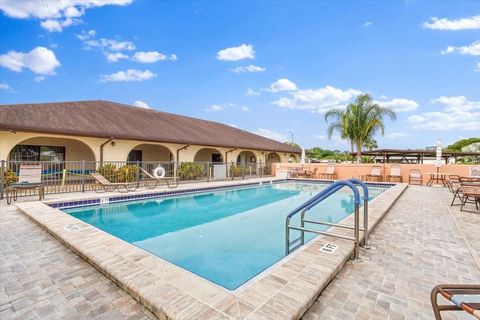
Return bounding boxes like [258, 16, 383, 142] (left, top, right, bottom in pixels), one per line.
[322, 164, 336, 180]
[91, 172, 138, 192]
[366, 166, 382, 182]
[139, 167, 178, 189]
[409, 169, 423, 185]
[431, 284, 480, 319]
[5, 164, 45, 205]
[387, 165, 402, 182]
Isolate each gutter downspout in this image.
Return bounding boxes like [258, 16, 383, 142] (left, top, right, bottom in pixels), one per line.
[175, 144, 190, 181]
[100, 137, 114, 166]
[225, 148, 238, 178]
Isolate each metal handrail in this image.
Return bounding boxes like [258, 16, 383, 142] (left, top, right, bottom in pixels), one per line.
[285, 180, 364, 260]
[347, 178, 369, 248]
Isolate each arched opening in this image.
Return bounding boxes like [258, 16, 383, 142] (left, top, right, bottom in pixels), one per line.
[289, 154, 298, 163]
[127, 144, 173, 163]
[8, 137, 96, 162]
[194, 148, 223, 163]
[236, 151, 256, 164]
[265, 152, 281, 164]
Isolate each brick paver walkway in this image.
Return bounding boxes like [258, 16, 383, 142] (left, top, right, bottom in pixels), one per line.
[303, 186, 480, 320]
[0, 204, 154, 320]
[1, 185, 479, 320]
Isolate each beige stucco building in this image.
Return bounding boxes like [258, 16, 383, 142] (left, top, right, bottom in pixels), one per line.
[0, 100, 301, 166]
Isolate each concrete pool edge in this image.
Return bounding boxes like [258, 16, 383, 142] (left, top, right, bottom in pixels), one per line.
[15, 180, 407, 320]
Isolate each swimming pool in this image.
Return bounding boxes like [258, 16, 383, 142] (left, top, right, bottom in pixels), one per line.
[65, 181, 387, 290]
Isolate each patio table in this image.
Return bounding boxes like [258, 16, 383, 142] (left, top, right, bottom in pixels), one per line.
[426, 172, 448, 187]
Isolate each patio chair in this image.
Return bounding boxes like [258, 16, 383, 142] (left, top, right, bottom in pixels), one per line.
[431, 284, 480, 320]
[366, 166, 382, 182]
[409, 169, 423, 185]
[323, 164, 336, 180]
[5, 164, 45, 205]
[306, 168, 318, 179]
[386, 165, 402, 182]
[91, 172, 138, 193]
[446, 175, 461, 193]
[139, 167, 178, 189]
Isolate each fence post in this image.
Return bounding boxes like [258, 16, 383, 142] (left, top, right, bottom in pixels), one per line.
[81, 160, 85, 193]
[136, 160, 140, 184]
[206, 161, 210, 182]
[0, 160, 5, 200]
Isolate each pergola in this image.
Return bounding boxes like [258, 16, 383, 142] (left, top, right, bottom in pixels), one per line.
[351, 149, 480, 164]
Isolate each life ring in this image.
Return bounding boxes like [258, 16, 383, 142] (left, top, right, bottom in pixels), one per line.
[152, 165, 166, 178]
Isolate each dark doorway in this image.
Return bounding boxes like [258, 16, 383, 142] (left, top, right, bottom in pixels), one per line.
[212, 153, 222, 163]
[127, 150, 143, 163]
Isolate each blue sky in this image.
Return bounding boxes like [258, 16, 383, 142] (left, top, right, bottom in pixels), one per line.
[1, 0, 479, 150]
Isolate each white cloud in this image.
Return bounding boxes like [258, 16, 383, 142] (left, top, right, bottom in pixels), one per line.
[441, 41, 480, 56]
[84, 38, 135, 51]
[0, 0, 132, 32]
[0, 46, 60, 75]
[216, 44, 255, 61]
[231, 64, 266, 73]
[254, 128, 287, 142]
[475, 62, 480, 72]
[268, 78, 298, 92]
[408, 96, 480, 130]
[77, 29, 96, 41]
[364, 21, 372, 27]
[376, 98, 419, 112]
[423, 15, 480, 30]
[204, 103, 249, 112]
[133, 100, 150, 108]
[100, 69, 156, 82]
[132, 51, 176, 63]
[246, 88, 261, 96]
[313, 135, 327, 140]
[386, 132, 408, 139]
[273, 85, 361, 113]
[0, 83, 14, 92]
[34, 76, 45, 82]
[105, 52, 129, 63]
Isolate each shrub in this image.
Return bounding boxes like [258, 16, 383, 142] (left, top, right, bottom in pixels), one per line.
[4, 169, 17, 186]
[97, 164, 117, 181]
[178, 162, 205, 180]
[117, 165, 137, 182]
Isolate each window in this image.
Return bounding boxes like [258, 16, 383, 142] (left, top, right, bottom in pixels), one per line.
[10, 145, 65, 162]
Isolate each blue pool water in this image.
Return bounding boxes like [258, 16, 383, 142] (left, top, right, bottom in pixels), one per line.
[65, 182, 386, 290]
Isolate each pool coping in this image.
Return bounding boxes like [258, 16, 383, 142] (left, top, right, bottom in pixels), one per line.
[16, 179, 407, 320]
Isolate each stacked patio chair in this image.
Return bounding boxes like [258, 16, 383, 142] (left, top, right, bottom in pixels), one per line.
[409, 169, 423, 185]
[5, 164, 45, 205]
[431, 284, 480, 319]
[386, 165, 402, 182]
[306, 168, 318, 179]
[366, 166, 382, 182]
[322, 164, 336, 180]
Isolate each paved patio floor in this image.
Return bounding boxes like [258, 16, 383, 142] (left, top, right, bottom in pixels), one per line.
[303, 186, 480, 320]
[1, 185, 479, 320]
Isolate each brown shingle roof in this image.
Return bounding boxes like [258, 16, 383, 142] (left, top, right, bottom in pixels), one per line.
[0, 100, 300, 154]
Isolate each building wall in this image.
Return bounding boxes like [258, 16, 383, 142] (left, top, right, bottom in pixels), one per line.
[0, 130, 298, 164]
[274, 162, 477, 183]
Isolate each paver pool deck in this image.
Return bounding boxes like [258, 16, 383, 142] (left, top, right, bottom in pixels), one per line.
[1, 184, 479, 319]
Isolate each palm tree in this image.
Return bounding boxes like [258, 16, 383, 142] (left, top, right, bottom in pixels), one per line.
[325, 93, 396, 162]
[363, 138, 378, 151]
